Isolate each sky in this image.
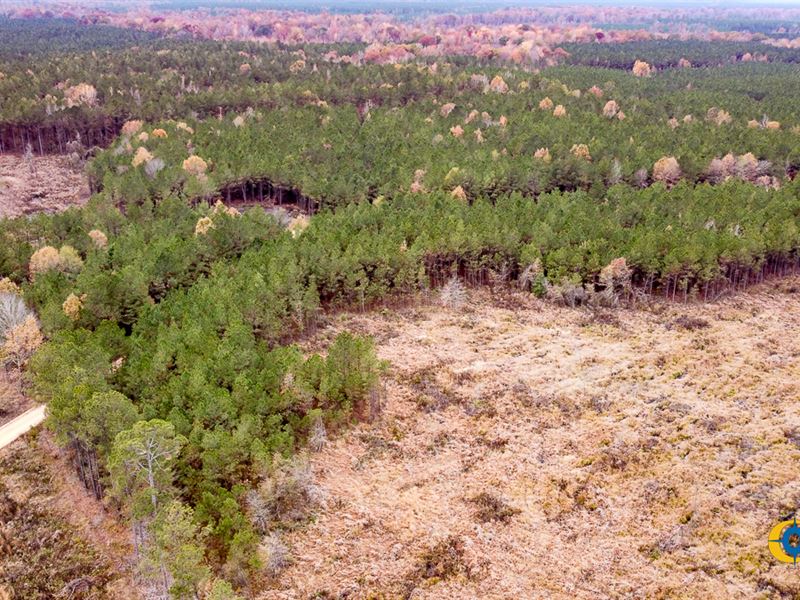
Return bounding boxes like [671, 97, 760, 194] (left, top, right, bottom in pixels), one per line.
[31, 0, 800, 7]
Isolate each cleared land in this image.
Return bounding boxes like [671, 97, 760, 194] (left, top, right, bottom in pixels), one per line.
[0, 431, 134, 599]
[260, 281, 800, 599]
[0, 154, 89, 219]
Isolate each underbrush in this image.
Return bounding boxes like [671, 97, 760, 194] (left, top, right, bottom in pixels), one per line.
[0, 438, 112, 599]
[468, 491, 521, 523]
[667, 315, 710, 331]
[404, 535, 472, 594]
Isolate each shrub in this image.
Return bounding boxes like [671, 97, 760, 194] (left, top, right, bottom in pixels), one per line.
[259, 532, 290, 576]
[547, 277, 588, 307]
[667, 315, 710, 331]
[412, 535, 471, 583]
[440, 277, 467, 310]
[579, 308, 622, 328]
[468, 492, 520, 523]
[247, 455, 320, 531]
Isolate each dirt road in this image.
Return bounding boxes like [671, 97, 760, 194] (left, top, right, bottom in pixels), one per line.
[0, 404, 45, 449]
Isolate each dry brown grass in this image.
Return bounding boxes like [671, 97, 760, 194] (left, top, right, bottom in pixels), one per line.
[0, 154, 89, 219]
[0, 431, 135, 599]
[261, 278, 800, 599]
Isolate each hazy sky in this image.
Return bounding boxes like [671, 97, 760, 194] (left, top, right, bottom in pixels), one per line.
[42, 0, 800, 7]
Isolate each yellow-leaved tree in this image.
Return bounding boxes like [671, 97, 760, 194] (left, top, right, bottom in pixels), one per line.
[653, 156, 681, 185]
[0, 293, 43, 371]
[632, 60, 652, 77]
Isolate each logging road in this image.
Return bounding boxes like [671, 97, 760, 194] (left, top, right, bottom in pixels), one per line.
[0, 405, 45, 449]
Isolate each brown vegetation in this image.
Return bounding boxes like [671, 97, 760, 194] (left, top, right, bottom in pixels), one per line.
[0, 372, 32, 425]
[259, 280, 800, 599]
[0, 431, 134, 599]
[0, 154, 89, 219]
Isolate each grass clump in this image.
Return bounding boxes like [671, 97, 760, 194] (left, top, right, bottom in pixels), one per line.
[410, 535, 471, 585]
[667, 315, 710, 330]
[468, 491, 520, 523]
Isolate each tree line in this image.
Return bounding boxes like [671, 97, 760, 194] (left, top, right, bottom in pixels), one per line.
[563, 40, 800, 69]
